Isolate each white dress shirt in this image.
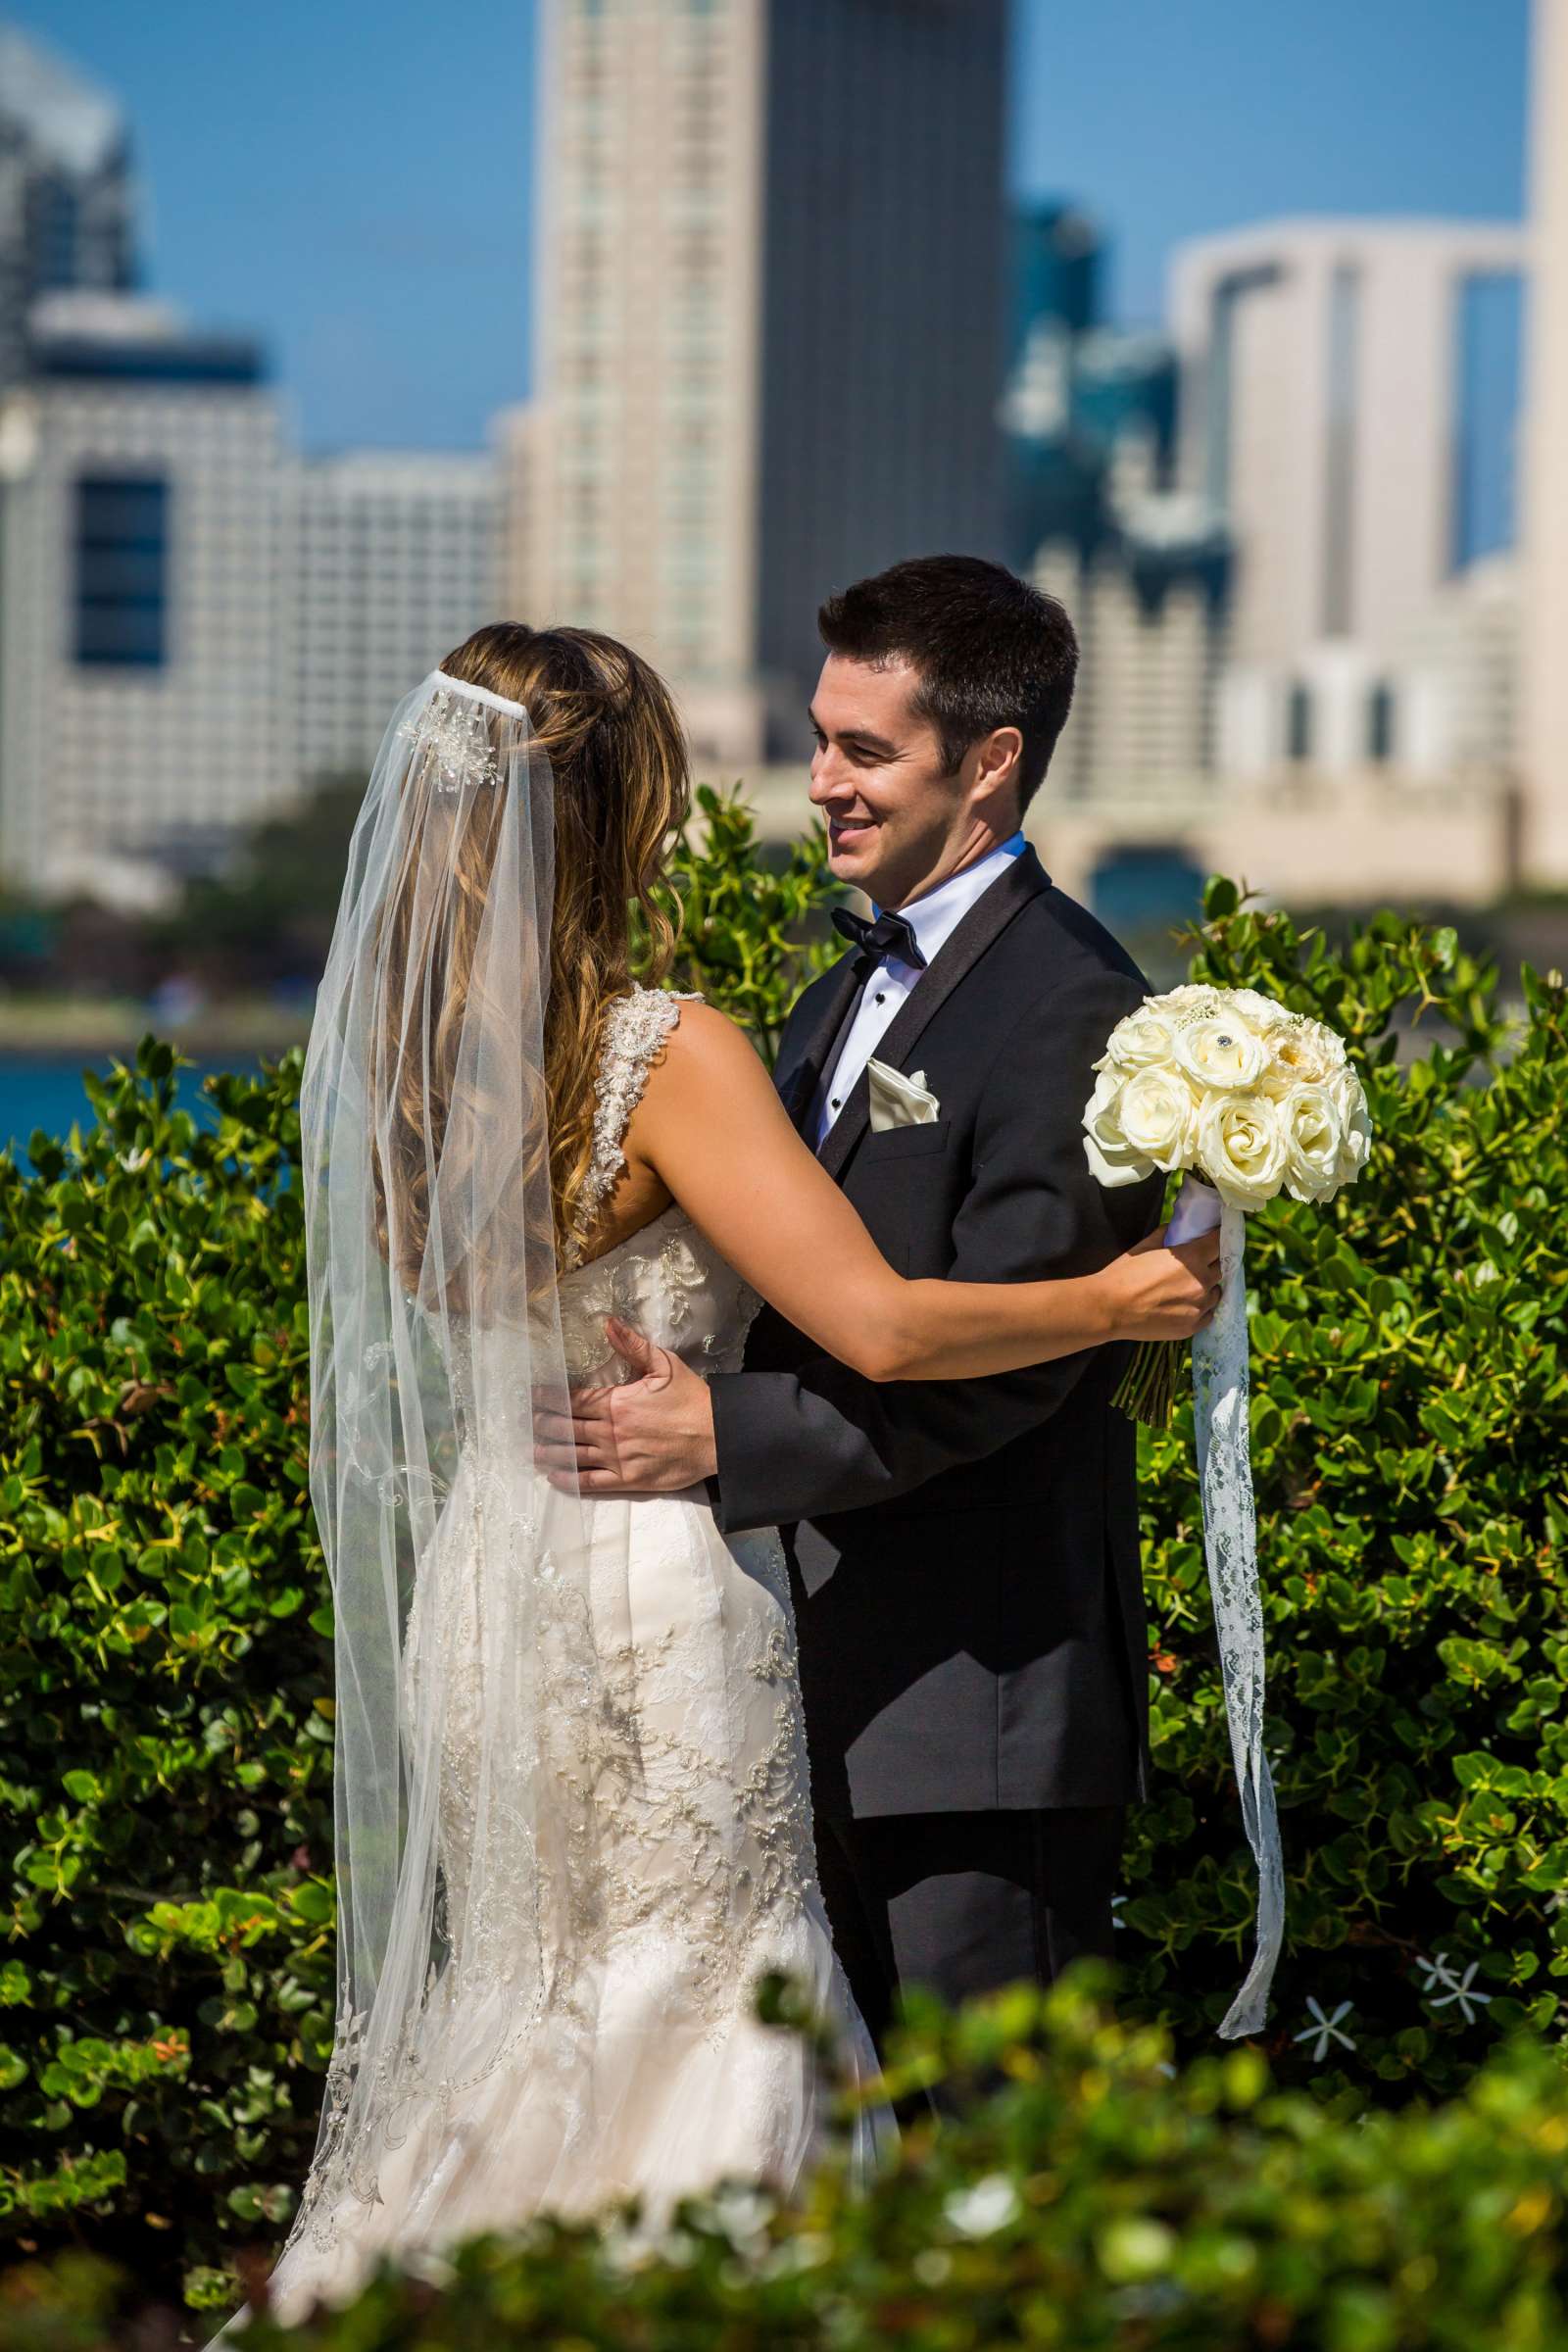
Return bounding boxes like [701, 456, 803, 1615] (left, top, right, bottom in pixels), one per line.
[813, 832, 1027, 1148]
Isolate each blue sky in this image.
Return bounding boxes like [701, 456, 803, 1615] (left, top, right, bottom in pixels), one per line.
[10, 0, 1529, 453]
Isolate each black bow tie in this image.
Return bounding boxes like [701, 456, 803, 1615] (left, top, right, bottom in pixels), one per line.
[832, 906, 927, 977]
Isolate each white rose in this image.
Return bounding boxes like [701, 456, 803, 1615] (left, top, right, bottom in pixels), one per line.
[1281, 1082, 1344, 1202]
[1115, 1065, 1200, 1173]
[1214, 986, 1289, 1030]
[1327, 1063, 1372, 1184]
[1173, 1013, 1269, 1092]
[1259, 1014, 1345, 1094]
[1081, 1067, 1154, 1189]
[1104, 1004, 1181, 1071]
[1197, 1091, 1290, 1209]
[1309, 1017, 1348, 1069]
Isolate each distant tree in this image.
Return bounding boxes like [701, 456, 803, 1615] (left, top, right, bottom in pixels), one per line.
[153, 776, 368, 994]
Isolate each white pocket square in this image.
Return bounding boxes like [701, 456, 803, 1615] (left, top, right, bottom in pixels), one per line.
[866, 1057, 941, 1133]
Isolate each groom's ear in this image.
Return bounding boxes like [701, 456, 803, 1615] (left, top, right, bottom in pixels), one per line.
[967, 724, 1025, 819]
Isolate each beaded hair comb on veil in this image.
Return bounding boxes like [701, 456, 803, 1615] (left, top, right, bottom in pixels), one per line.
[395, 673, 517, 793]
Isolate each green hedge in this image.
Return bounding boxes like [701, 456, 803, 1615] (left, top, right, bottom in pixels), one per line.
[1137, 891, 1568, 2083]
[1, 827, 1566, 2318]
[6, 1977, 1568, 2350]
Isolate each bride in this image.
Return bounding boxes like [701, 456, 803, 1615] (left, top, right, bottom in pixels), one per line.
[234, 622, 1218, 2329]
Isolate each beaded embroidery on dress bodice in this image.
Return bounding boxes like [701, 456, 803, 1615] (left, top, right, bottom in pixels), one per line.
[556, 989, 762, 1384]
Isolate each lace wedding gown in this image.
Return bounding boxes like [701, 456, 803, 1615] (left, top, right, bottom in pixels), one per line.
[247, 993, 880, 2329]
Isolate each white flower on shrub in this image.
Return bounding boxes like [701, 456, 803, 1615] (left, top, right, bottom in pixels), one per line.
[943, 2175, 1021, 2237]
[1424, 1958, 1493, 2026]
[709, 2185, 776, 2252]
[1293, 1996, 1356, 2061]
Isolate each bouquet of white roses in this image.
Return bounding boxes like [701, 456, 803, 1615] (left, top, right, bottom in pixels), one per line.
[1081, 984, 1372, 2039]
[1084, 983, 1371, 1422]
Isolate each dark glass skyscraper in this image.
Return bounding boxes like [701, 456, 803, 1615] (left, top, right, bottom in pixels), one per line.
[534, 0, 1008, 762]
[754, 0, 1008, 741]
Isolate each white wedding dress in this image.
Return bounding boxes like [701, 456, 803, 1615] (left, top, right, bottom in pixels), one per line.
[248, 992, 880, 2330]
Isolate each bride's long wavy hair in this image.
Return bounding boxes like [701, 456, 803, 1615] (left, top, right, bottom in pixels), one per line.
[371, 622, 689, 1293]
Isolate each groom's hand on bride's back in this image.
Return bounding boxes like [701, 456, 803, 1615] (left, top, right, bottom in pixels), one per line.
[537, 1318, 719, 1494]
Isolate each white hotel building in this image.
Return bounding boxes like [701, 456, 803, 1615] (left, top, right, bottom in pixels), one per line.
[1170, 217, 1527, 781]
[0, 293, 285, 902]
[281, 449, 501, 792]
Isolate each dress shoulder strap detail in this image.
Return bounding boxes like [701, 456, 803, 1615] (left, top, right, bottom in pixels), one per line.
[579, 988, 702, 1230]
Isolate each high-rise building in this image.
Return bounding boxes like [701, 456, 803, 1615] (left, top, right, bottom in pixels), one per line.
[1033, 479, 1230, 809]
[1523, 0, 1568, 884]
[1008, 202, 1102, 363]
[531, 0, 1006, 761]
[1398, 556, 1518, 781]
[498, 402, 550, 623]
[1174, 220, 1527, 792]
[0, 24, 137, 394]
[282, 449, 500, 791]
[1172, 220, 1527, 691]
[1002, 199, 1226, 815]
[0, 294, 284, 896]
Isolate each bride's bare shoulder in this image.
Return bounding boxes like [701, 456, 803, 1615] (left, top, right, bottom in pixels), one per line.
[632, 995, 778, 1130]
[661, 994, 748, 1052]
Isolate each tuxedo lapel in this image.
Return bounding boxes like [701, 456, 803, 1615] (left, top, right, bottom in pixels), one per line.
[774, 952, 864, 1141]
[815, 848, 1053, 1184]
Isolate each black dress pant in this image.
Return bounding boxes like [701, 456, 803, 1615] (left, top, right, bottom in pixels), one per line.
[815, 1804, 1126, 2055]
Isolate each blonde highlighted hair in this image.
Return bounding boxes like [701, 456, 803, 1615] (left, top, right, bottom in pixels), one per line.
[371, 622, 689, 1298]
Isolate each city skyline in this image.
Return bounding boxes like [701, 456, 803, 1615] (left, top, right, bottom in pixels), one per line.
[1, 0, 1529, 453]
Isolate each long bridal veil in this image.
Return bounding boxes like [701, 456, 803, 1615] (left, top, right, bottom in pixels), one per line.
[265, 670, 627, 2302]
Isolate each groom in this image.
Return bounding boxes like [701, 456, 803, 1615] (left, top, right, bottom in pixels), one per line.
[565, 554, 1161, 2046]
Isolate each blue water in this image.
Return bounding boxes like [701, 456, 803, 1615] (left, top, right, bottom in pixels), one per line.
[0, 1055, 261, 1163]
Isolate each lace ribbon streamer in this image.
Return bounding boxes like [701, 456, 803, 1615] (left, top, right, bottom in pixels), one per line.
[1171, 1180, 1285, 2038]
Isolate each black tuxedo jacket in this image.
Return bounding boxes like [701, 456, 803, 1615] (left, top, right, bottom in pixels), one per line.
[709, 849, 1162, 1821]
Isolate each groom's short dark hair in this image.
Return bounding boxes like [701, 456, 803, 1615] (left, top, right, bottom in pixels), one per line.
[817, 554, 1077, 811]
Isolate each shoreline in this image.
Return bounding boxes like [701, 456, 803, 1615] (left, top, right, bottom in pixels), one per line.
[0, 999, 311, 1063]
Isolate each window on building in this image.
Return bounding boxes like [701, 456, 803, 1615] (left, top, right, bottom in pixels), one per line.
[1453, 270, 1523, 571]
[34, 179, 82, 294]
[74, 473, 170, 670]
[1286, 681, 1312, 763]
[1321, 264, 1359, 638]
[1367, 680, 1396, 762]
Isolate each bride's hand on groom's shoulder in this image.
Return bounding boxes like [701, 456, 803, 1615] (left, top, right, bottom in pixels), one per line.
[536, 1319, 719, 1495]
[1104, 1224, 1224, 1345]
